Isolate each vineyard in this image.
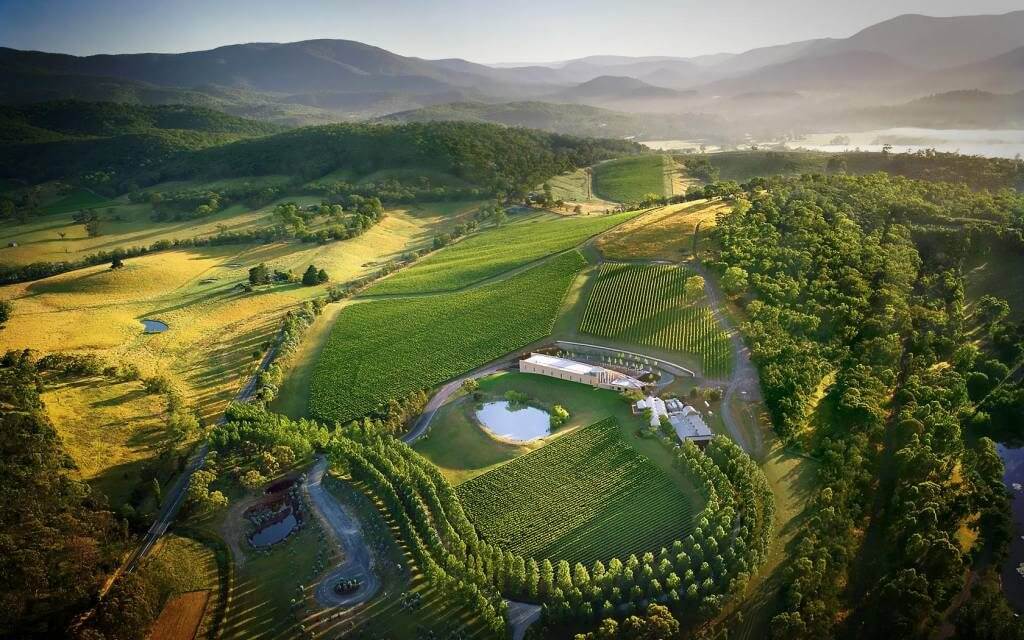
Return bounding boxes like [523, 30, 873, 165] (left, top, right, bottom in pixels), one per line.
[365, 210, 639, 295]
[457, 418, 697, 565]
[309, 250, 587, 423]
[578, 262, 731, 377]
[591, 155, 670, 203]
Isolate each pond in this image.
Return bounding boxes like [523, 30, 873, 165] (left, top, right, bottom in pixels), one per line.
[141, 319, 168, 333]
[475, 400, 551, 441]
[250, 511, 298, 547]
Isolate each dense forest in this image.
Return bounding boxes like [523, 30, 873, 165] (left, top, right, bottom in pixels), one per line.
[709, 172, 1024, 638]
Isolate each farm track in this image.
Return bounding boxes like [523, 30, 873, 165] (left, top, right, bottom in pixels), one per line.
[306, 456, 381, 608]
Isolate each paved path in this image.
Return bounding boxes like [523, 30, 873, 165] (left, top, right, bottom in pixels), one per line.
[402, 358, 517, 444]
[689, 263, 763, 457]
[506, 600, 542, 640]
[307, 456, 382, 608]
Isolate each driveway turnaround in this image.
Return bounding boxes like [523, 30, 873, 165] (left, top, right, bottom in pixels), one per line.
[307, 456, 382, 608]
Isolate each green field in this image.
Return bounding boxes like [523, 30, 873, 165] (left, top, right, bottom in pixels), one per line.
[592, 155, 670, 203]
[309, 250, 587, 423]
[364, 210, 639, 295]
[41, 188, 112, 214]
[579, 262, 732, 377]
[457, 417, 696, 565]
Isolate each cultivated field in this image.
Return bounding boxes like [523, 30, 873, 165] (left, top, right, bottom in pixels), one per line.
[592, 155, 671, 203]
[596, 200, 725, 260]
[578, 263, 732, 377]
[142, 534, 223, 640]
[309, 250, 587, 423]
[364, 209, 640, 295]
[457, 417, 697, 564]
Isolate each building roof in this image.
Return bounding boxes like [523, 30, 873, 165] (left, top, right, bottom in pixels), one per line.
[523, 353, 604, 376]
[669, 405, 713, 441]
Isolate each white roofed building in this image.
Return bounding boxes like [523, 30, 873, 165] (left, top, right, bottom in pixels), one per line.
[632, 395, 668, 427]
[669, 405, 713, 446]
[519, 353, 644, 392]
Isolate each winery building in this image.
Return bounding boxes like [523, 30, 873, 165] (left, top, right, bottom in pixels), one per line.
[519, 353, 644, 392]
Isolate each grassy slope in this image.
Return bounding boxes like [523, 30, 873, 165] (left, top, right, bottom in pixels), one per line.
[596, 200, 724, 261]
[364, 209, 640, 295]
[309, 250, 587, 423]
[42, 376, 170, 506]
[457, 416, 697, 565]
[592, 155, 670, 203]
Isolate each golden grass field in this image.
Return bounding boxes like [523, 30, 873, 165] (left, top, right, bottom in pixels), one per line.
[149, 591, 211, 640]
[1, 195, 480, 500]
[595, 199, 725, 260]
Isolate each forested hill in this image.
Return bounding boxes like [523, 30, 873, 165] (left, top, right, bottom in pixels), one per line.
[0, 100, 285, 141]
[155, 121, 641, 197]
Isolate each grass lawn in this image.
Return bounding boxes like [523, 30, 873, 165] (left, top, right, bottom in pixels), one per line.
[412, 394, 536, 485]
[41, 188, 112, 215]
[364, 209, 640, 295]
[458, 416, 698, 565]
[596, 200, 725, 261]
[268, 302, 345, 419]
[42, 375, 172, 506]
[592, 155, 671, 203]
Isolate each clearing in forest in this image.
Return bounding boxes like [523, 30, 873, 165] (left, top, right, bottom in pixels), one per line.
[592, 155, 671, 203]
[578, 263, 731, 377]
[309, 250, 587, 423]
[457, 417, 696, 565]
[364, 209, 640, 295]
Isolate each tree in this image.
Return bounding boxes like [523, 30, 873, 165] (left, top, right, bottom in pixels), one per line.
[317, 268, 329, 284]
[685, 275, 706, 300]
[302, 264, 320, 286]
[721, 266, 748, 297]
[0, 300, 11, 330]
[550, 404, 570, 428]
[249, 263, 271, 286]
[241, 469, 266, 491]
[977, 295, 1010, 327]
[461, 378, 479, 395]
[110, 256, 124, 269]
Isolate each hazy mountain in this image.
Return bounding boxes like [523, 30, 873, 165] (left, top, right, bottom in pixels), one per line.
[547, 76, 689, 103]
[1, 9, 1022, 130]
[814, 10, 1024, 70]
[699, 51, 920, 97]
[377, 100, 722, 139]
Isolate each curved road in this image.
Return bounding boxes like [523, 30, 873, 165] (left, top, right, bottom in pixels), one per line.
[689, 262, 763, 457]
[307, 456, 382, 608]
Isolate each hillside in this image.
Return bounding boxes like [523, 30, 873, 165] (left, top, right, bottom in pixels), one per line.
[378, 100, 717, 140]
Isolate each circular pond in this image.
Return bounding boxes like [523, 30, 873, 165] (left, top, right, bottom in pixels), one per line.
[141, 319, 168, 333]
[475, 401, 551, 441]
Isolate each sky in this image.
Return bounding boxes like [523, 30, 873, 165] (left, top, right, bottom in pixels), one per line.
[0, 0, 1020, 63]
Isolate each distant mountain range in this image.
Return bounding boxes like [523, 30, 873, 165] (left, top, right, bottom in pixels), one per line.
[1, 9, 1022, 135]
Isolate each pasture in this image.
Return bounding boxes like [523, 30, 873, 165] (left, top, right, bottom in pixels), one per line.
[579, 263, 732, 377]
[309, 250, 587, 423]
[363, 209, 640, 295]
[1, 201, 476, 504]
[42, 376, 171, 506]
[596, 200, 725, 261]
[457, 417, 697, 565]
[592, 155, 671, 203]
